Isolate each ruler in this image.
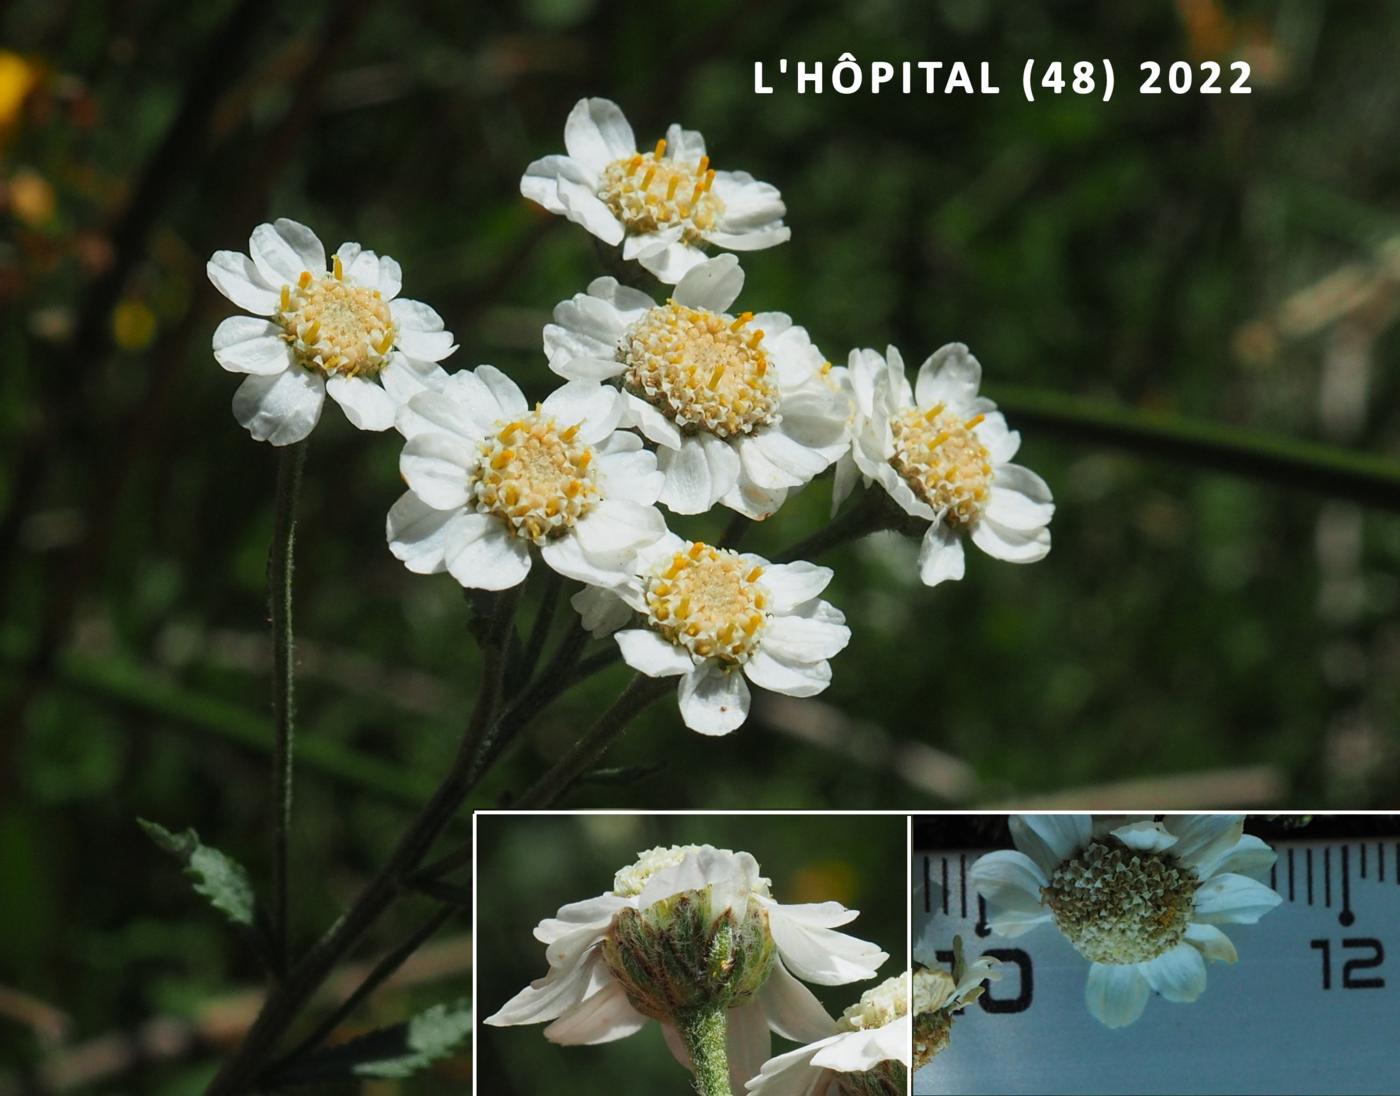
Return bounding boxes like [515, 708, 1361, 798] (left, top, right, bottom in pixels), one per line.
[913, 839, 1400, 1096]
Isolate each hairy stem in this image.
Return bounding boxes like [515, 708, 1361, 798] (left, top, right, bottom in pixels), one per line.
[268, 439, 307, 976]
[514, 673, 671, 808]
[518, 569, 562, 687]
[774, 488, 898, 563]
[204, 591, 515, 1095]
[679, 1005, 731, 1096]
[271, 900, 457, 1074]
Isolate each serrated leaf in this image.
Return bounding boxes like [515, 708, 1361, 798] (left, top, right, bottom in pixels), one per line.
[269, 999, 473, 1087]
[139, 818, 256, 928]
[353, 999, 473, 1079]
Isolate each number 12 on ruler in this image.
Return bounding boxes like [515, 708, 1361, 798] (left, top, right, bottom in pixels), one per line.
[1309, 938, 1385, 990]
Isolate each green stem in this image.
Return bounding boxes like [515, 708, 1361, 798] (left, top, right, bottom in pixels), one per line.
[204, 590, 515, 1096]
[990, 384, 1400, 511]
[774, 488, 897, 563]
[718, 509, 751, 550]
[679, 1005, 731, 1096]
[268, 439, 307, 977]
[271, 900, 457, 1074]
[514, 673, 671, 808]
[518, 569, 563, 686]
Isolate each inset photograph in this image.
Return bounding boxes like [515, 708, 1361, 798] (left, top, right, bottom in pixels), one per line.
[475, 812, 908, 1095]
[912, 814, 1400, 1096]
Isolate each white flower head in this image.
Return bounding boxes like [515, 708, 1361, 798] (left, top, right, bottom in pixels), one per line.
[840, 343, 1053, 586]
[571, 532, 851, 736]
[911, 939, 1000, 1070]
[522, 97, 791, 283]
[388, 366, 667, 591]
[485, 844, 888, 1093]
[969, 815, 1283, 1028]
[207, 218, 456, 445]
[747, 971, 911, 1096]
[544, 255, 850, 518]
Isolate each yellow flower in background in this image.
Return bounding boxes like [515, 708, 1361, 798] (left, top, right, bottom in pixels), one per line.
[0, 51, 40, 136]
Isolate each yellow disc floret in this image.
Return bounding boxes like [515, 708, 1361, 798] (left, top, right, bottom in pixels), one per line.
[620, 303, 779, 438]
[890, 404, 993, 526]
[470, 409, 600, 545]
[645, 542, 769, 664]
[598, 138, 725, 241]
[277, 254, 396, 378]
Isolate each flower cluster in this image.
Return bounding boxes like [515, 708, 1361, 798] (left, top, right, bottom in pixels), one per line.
[486, 844, 890, 1093]
[968, 814, 1282, 1028]
[206, 97, 1055, 738]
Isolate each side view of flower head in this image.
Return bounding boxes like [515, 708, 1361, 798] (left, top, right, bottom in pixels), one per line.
[522, 97, 791, 283]
[746, 970, 911, 1096]
[840, 342, 1053, 586]
[389, 366, 667, 591]
[485, 844, 888, 1094]
[544, 254, 850, 518]
[911, 938, 999, 1070]
[207, 218, 456, 444]
[968, 815, 1282, 1028]
[572, 534, 851, 736]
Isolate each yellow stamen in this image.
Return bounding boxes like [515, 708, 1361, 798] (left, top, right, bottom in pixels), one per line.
[697, 154, 710, 175]
[332, 253, 344, 280]
[965, 413, 986, 429]
[654, 137, 667, 159]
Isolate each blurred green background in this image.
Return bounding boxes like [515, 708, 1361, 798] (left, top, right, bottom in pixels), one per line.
[475, 814, 906, 1095]
[2, 0, 1399, 1091]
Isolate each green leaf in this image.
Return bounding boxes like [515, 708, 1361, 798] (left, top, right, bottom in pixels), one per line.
[138, 818, 256, 928]
[269, 999, 473, 1086]
[353, 999, 473, 1079]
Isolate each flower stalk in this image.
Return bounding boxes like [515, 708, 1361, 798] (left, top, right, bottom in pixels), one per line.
[679, 1003, 732, 1096]
[268, 438, 307, 976]
[514, 673, 672, 808]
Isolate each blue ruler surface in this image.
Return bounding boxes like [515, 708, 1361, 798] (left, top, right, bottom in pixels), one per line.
[913, 839, 1399, 1096]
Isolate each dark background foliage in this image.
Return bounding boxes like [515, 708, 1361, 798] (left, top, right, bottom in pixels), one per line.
[1, 0, 1398, 1091]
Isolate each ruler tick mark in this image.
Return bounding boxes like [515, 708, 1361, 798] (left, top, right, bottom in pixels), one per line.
[923, 854, 931, 914]
[1288, 847, 1295, 901]
[959, 854, 967, 919]
[1340, 845, 1354, 927]
[1325, 846, 1332, 908]
[941, 857, 949, 917]
[1307, 847, 1314, 905]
